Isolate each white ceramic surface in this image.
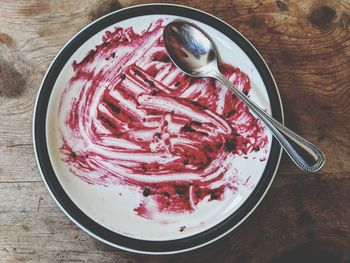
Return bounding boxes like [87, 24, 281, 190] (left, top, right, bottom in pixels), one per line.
[45, 14, 274, 242]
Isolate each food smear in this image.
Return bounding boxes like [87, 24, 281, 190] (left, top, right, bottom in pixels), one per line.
[59, 19, 268, 219]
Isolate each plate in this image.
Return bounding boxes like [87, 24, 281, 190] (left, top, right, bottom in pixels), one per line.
[33, 4, 283, 254]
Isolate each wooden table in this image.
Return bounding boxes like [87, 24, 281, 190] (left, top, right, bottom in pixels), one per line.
[0, 0, 349, 262]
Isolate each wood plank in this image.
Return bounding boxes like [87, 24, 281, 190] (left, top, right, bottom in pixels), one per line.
[0, 144, 39, 183]
[0, 175, 349, 262]
[0, 0, 349, 262]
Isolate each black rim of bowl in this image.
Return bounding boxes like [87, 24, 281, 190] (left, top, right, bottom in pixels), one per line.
[33, 4, 283, 254]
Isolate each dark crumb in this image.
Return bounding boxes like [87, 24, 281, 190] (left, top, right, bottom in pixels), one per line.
[216, 143, 222, 149]
[176, 188, 184, 196]
[183, 159, 189, 165]
[150, 90, 158, 96]
[134, 69, 142, 76]
[79, 49, 97, 64]
[195, 191, 201, 198]
[232, 132, 240, 137]
[163, 192, 170, 198]
[143, 188, 151, 197]
[163, 120, 168, 126]
[111, 52, 115, 58]
[143, 118, 146, 122]
[224, 139, 237, 152]
[231, 94, 236, 99]
[242, 141, 248, 145]
[182, 123, 195, 132]
[191, 121, 202, 126]
[243, 90, 249, 95]
[150, 110, 158, 115]
[100, 42, 108, 48]
[204, 145, 213, 152]
[174, 82, 180, 87]
[179, 226, 186, 232]
[107, 101, 120, 114]
[123, 38, 128, 42]
[224, 109, 236, 118]
[101, 117, 116, 128]
[166, 202, 171, 206]
[70, 151, 77, 159]
[210, 192, 217, 200]
[253, 146, 260, 151]
[154, 132, 162, 139]
[120, 73, 126, 80]
[145, 79, 155, 87]
[191, 101, 208, 110]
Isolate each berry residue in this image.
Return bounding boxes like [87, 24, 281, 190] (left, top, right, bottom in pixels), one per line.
[58, 19, 268, 219]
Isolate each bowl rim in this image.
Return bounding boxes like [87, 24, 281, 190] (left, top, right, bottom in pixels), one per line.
[33, 3, 284, 255]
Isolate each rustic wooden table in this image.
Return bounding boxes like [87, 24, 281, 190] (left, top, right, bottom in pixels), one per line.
[0, 0, 349, 262]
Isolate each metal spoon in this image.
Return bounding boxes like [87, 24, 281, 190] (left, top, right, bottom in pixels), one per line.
[163, 21, 325, 172]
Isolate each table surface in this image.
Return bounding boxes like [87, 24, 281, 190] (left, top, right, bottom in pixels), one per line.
[0, 0, 349, 262]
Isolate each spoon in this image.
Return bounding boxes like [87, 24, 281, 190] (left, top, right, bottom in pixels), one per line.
[163, 21, 325, 172]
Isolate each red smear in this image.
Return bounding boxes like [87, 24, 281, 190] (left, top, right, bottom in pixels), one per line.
[59, 19, 268, 219]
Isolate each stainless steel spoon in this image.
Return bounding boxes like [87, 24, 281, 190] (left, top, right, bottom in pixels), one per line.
[163, 21, 325, 172]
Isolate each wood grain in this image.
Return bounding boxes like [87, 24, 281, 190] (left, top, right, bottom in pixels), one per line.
[0, 0, 349, 262]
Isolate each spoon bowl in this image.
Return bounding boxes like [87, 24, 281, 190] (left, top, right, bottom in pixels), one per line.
[163, 22, 218, 77]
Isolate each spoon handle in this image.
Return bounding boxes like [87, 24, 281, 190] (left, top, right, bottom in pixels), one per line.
[214, 72, 325, 173]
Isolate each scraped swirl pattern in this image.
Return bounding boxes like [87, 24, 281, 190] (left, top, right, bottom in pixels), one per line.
[58, 20, 268, 218]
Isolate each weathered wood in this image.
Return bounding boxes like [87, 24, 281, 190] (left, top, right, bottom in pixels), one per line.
[0, 0, 349, 262]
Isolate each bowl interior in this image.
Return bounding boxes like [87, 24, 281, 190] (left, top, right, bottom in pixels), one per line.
[45, 14, 273, 241]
